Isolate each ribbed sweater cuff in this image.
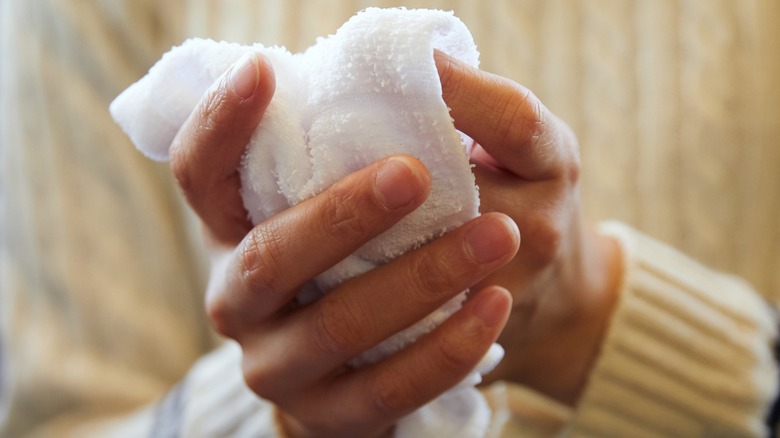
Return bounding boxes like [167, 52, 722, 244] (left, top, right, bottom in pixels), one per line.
[568, 222, 779, 437]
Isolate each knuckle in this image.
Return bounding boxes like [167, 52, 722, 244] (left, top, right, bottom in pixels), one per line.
[410, 250, 464, 300]
[203, 256, 239, 338]
[435, 332, 479, 377]
[169, 147, 199, 199]
[495, 85, 547, 146]
[563, 123, 582, 184]
[320, 186, 368, 242]
[526, 213, 563, 267]
[204, 293, 235, 338]
[199, 84, 231, 134]
[368, 372, 423, 416]
[242, 354, 280, 401]
[566, 154, 581, 185]
[239, 227, 285, 295]
[552, 117, 581, 184]
[437, 57, 462, 98]
[309, 298, 364, 356]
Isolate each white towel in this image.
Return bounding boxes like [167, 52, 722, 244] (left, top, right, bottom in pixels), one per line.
[111, 8, 502, 437]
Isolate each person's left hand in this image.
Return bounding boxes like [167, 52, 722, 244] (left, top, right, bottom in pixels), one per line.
[435, 51, 622, 406]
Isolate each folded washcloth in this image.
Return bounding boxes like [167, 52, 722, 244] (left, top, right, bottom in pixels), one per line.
[111, 7, 502, 437]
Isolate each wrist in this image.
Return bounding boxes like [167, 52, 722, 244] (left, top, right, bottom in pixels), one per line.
[526, 222, 622, 405]
[483, 220, 623, 406]
[565, 222, 623, 402]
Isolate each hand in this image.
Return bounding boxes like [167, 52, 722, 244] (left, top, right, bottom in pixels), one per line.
[169, 52, 521, 437]
[435, 51, 622, 405]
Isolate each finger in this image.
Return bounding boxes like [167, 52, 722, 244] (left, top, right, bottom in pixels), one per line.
[240, 213, 519, 399]
[303, 286, 512, 433]
[206, 155, 431, 338]
[435, 50, 577, 180]
[170, 51, 276, 246]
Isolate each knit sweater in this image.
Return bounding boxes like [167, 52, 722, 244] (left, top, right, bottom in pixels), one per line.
[1, 1, 778, 437]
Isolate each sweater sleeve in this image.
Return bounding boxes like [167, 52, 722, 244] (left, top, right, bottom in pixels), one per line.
[61, 342, 287, 438]
[565, 222, 779, 437]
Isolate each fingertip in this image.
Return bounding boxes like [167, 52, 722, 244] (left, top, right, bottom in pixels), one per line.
[226, 51, 276, 105]
[464, 212, 521, 264]
[433, 49, 463, 73]
[373, 155, 431, 210]
[228, 52, 260, 99]
[400, 154, 433, 192]
[433, 49, 465, 100]
[497, 212, 522, 251]
[255, 53, 277, 104]
[470, 286, 512, 330]
[432, 48, 450, 71]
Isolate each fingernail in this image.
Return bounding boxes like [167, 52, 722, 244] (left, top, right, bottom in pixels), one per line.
[472, 288, 510, 327]
[229, 53, 259, 99]
[465, 216, 518, 263]
[374, 157, 425, 210]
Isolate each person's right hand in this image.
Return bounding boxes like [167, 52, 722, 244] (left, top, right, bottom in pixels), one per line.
[168, 52, 521, 437]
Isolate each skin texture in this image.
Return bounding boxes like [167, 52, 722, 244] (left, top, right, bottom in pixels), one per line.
[168, 50, 620, 437]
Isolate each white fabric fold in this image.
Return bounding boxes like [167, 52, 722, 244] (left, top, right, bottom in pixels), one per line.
[111, 7, 501, 437]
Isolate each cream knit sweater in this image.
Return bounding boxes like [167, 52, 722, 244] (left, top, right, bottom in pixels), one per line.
[1, 1, 778, 437]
